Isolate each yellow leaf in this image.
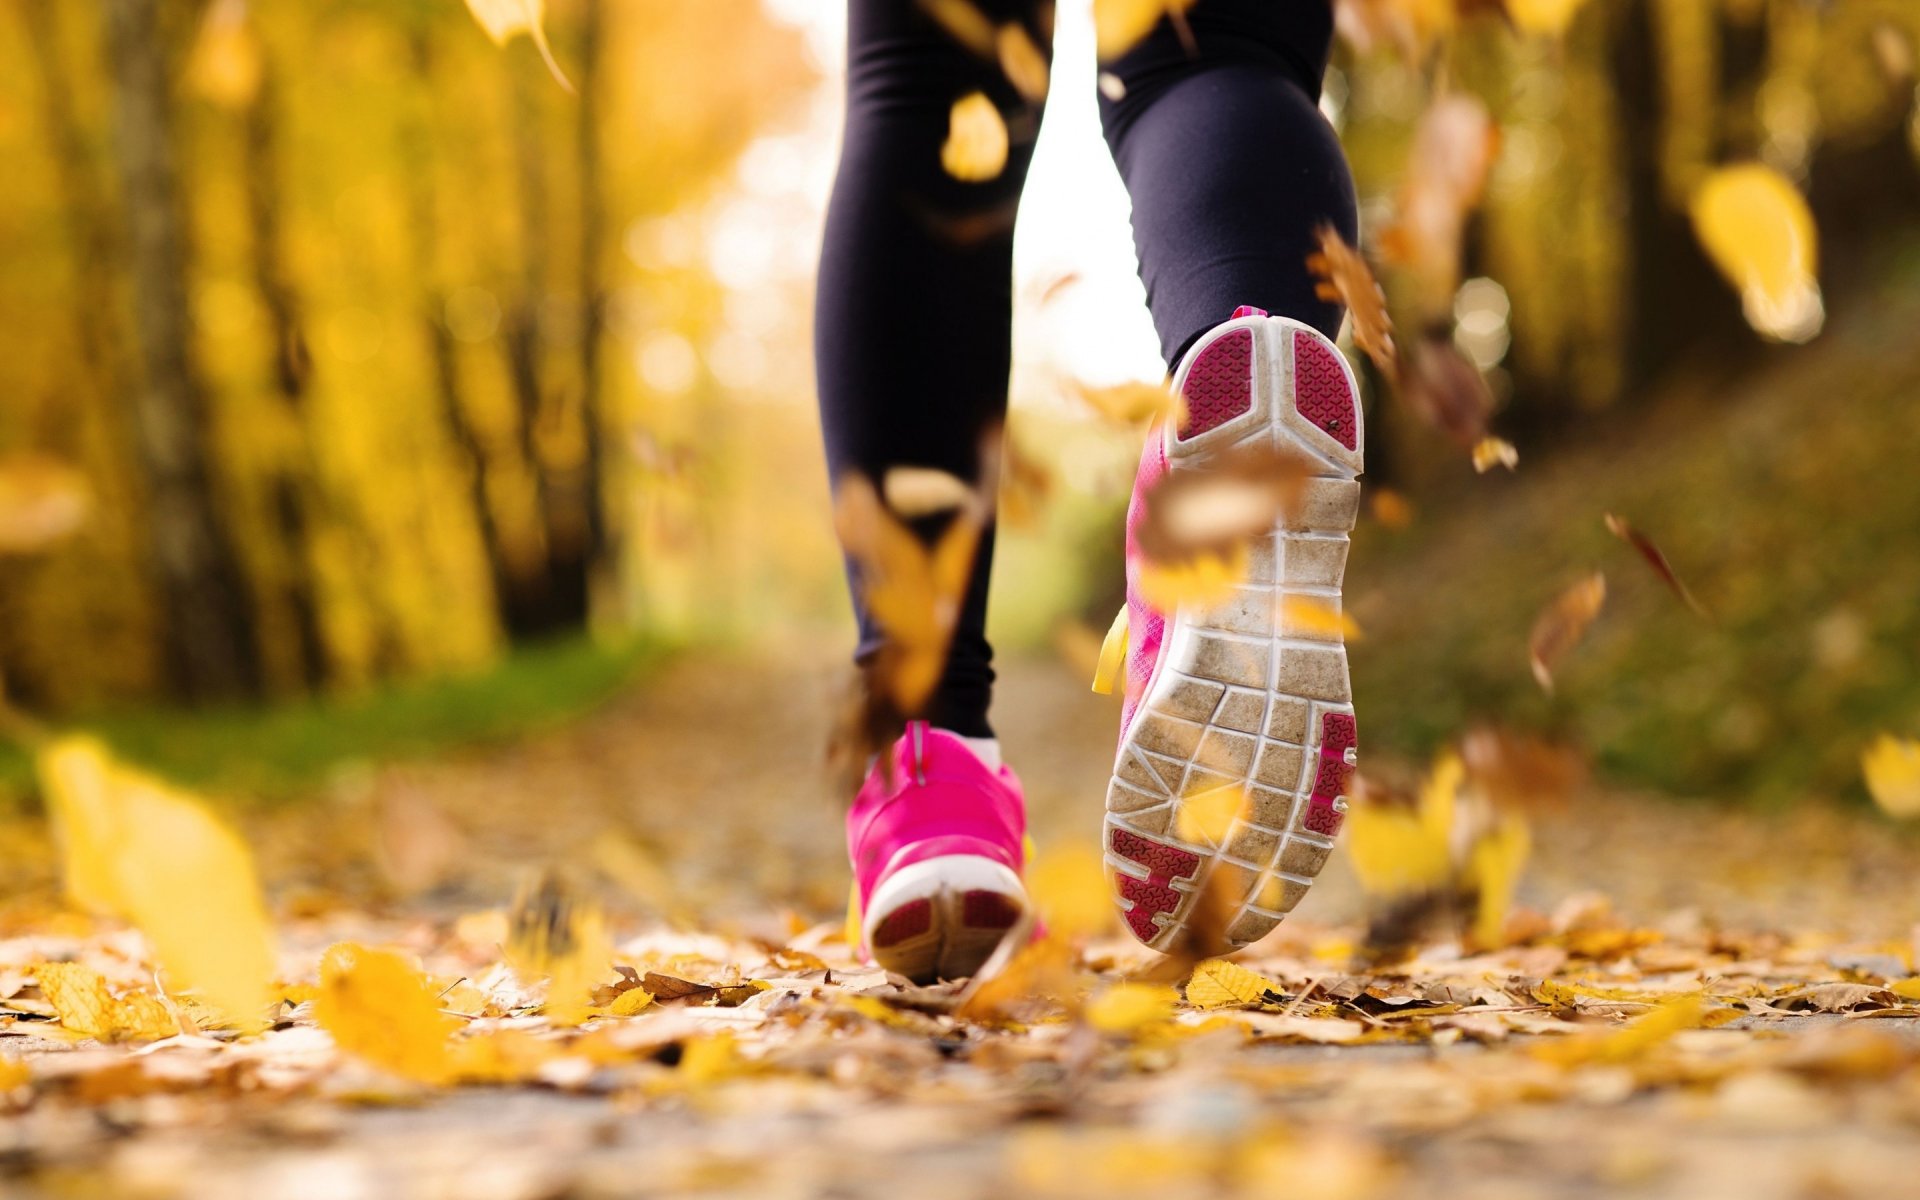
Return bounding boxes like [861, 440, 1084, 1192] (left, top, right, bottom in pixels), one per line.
[37, 737, 276, 1032]
[1536, 994, 1707, 1067]
[1690, 164, 1823, 343]
[1027, 846, 1114, 939]
[34, 962, 179, 1043]
[1277, 595, 1362, 642]
[1471, 436, 1518, 474]
[941, 92, 1009, 182]
[1185, 958, 1281, 1010]
[607, 987, 655, 1017]
[1177, 783, 1247, 848]
[1137, 545, 1248, 610]
[505, 872, 613, 1027]
[996, 23, 1050, 102]
[1093, 0, 1197, 60]
[1345, 753, 1461, 896]
[679, 1032, 747, 1086]
[1090, 605, 1129, 695]
[1506, 0, 1589, 37]
[1069, 379, 1184, 427]
[1889, 978, 1920, 1001]
[313, 943, 462, 1085]
[461, 0, 573, 92]
[1863, 735, 1920, 819]
[448, 1027, 554, 1084]
[1466, 816, 1530, 948]
[0, 1057, 27, 1090]
[1085, 983, 1178, 1033]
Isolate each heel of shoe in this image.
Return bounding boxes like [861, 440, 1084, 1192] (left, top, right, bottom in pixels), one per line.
[863, 853, 1026, 982]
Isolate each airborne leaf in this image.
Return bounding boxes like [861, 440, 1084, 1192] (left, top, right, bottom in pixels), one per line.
[461, 0, 573, 92]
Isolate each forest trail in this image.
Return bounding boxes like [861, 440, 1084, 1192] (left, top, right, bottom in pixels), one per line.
[7, 654, 1920, 1199]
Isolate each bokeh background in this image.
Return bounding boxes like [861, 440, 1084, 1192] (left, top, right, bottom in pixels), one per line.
[1, 0, 1918, 852]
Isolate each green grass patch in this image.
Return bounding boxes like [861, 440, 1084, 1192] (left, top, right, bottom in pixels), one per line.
[0, 635, 665, 807]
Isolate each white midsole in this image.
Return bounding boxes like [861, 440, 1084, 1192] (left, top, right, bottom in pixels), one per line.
[863, 854, 1025, 946]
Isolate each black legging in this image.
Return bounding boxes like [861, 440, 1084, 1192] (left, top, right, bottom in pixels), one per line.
[816, 0, 1357, 738]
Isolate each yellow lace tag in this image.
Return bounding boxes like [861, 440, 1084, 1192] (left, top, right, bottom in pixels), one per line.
[1091, 606, 1129, 695]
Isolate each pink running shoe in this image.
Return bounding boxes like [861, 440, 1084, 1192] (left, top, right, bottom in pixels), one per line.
[845, 722, 1029, 981]
[1096, 308, 1365, 953]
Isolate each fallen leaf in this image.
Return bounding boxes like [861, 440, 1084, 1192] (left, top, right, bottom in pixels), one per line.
[1528, 573, 1606, 692]
[505, 871, 613, 1027]
[34, 963, 180, 1043]
[1185, 959, 1284, 1010]
[313, 943, 461, 1085]
[1085, 983, 1178, 1033]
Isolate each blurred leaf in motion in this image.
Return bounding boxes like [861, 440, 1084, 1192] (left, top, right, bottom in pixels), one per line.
[1528, 572, 1606, 692]
[462, 0, 573, 91]
[941, 92, 1009, 182]
[314, 943, 461, 1085]
[1176, 782, 1247, 848]
[37, 737, 276, 1032]
[1471, 436, 1518, 473]
[1398, 333, 1495, 448]
[1094, 0, 1197, 61]
[1027, 845, 1114, 939]
[506, 870, 613, 1027]
[1084, 982, 1178, 1033]
[0, 454, 90, 555]
[1070, 378, 1184, 428]
[916, 0, 997, 55]
[1605, 513, 1707, 618]
[1277, 595, 1363, 642]
[996, 23, 1050, 102]
[34, 962, 180, 1043]
[1690, 164, 1823, 343]
[1308, 224, 1396, 377]
[996, 431, 1054, 530]
[1379, 93, 1499, 316]
[1862, 735, 1920, 819]
[187, 0, 261, 109]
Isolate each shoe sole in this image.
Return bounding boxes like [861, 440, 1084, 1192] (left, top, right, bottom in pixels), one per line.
[1105, 314, 1364, 953]
[864, 855, 1027, 982]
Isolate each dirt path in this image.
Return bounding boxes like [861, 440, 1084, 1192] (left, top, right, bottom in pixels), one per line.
[7, 654, 1920, 1199]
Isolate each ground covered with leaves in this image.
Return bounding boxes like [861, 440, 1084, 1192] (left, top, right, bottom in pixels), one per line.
[5, 658, 1920, 1199]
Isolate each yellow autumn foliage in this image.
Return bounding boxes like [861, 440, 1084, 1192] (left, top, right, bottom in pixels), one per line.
[1862, 734, 1920, 819]
[34, 962, 180, 1043]
[1690, 164, 1824, 343]
[1185, 959, 1281, 1011]
[313, 943, 463, 1085]
[941, 92, 1009, 182]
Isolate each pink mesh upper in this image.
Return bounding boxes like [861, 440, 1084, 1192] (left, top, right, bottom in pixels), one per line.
[1119, 425, 1169, 744]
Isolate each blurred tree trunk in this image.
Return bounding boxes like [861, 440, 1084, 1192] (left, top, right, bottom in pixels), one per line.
[102, 0, 260, 701]
[502, 62, 590, 637]
[242, 60, 329, 690]
[575, 0, 611, 617]
[1609, 0, 1751, 393]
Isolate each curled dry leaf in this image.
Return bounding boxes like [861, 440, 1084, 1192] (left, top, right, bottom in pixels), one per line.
[1861, 735, 1920, 819]
[1528, 572, 1607, 692]
[1307, 224, 1397, 378]
[1380, 93, 1499, 315]
[461, 0, 573, 92]
[995, 23, 1050, 102]
[1398, 332, 1495, 447]
[0, 454, 91, 554]
[1604, 512, 1708, 618]
[1472, 436, 1518, 473]
[941, 92, 1009, 182]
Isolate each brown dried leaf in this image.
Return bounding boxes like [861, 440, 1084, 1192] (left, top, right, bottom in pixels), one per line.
[1307, 224, 1396, 378]
[1605, 513, 1707, 618]
[1398, 332, 1494, 447]
[1528, 572, 1607, 693]
[1134, 443, 1313, 566]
